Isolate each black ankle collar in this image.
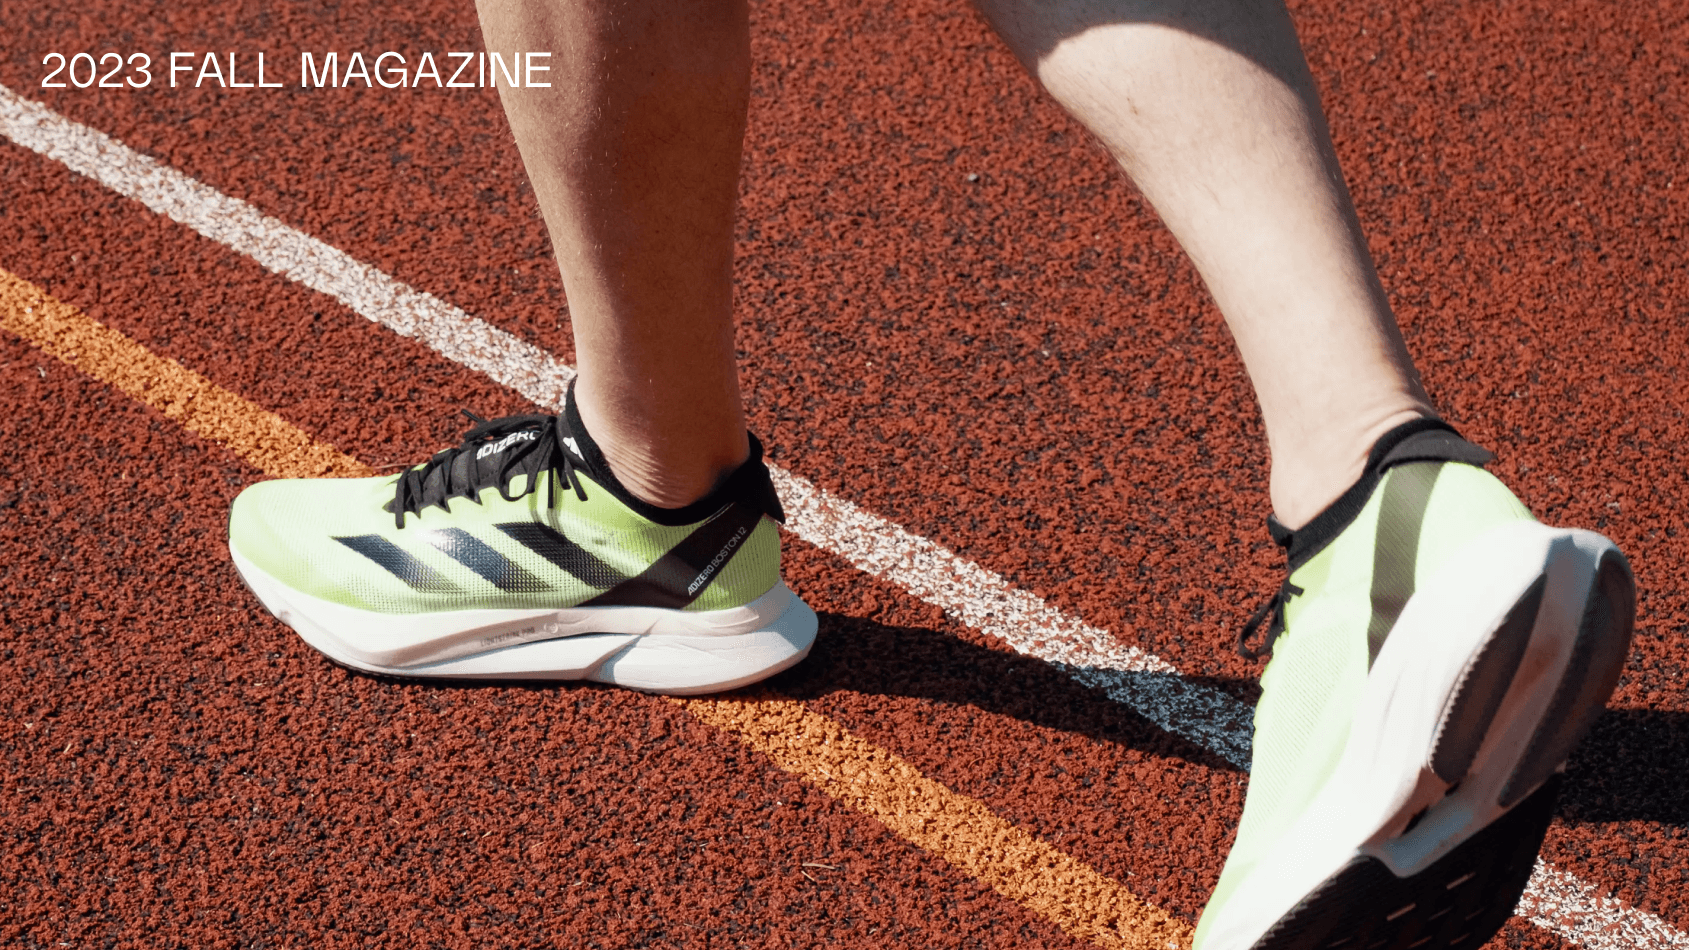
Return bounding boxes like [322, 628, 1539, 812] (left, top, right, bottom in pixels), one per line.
[1269, 419, 1494, 570]
[559, 382, 786, 528]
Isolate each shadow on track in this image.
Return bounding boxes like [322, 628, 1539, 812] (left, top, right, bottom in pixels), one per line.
[382, 609, 1680, 825]
[1559, 708, 1689, 827]
[765, 612, 1686, 828]
[765, 609, 1250, 774]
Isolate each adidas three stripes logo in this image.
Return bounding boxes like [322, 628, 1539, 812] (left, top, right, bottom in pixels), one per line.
[331, 501, 765, 610]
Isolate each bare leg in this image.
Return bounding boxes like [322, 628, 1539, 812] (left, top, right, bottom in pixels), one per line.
[974, 0, 1435, 528]
[476, 0, 751, 507]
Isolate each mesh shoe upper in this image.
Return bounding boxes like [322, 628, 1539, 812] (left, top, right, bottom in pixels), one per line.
[228, 398, 784, 616]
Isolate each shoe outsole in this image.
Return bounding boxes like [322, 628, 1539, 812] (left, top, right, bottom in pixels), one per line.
[1241, 536, 1635, 950]
[1254, 775, 1561, 950]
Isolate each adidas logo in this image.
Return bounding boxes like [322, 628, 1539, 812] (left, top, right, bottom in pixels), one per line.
[562, 436, 582, 459]
[475, 430, 538, 460]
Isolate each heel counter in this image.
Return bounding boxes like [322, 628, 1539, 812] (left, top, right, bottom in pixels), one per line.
[688, 514, 784, 611]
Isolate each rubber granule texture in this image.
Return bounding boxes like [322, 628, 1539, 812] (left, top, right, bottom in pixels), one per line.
[4, 0, 1689, 945]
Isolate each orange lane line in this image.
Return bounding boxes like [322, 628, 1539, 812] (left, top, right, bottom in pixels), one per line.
[0, 267, 1191, 950]
[0, 266, 369, 480]
[680, 695, 1191, 950]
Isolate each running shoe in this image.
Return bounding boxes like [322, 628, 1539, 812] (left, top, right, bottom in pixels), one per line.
[227, 386, 817, 693]
[1194, 419, 1635, 950]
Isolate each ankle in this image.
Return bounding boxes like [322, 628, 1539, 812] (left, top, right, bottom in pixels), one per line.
[571, 385, 749, 509]
[597, 436, 749, 509]
[1268, 405, 1436, 530]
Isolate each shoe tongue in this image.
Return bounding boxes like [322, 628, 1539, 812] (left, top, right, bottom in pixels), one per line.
[467, 424, 548, 488]
[558, 388, 615, 484]
[555, 424, 590, 474]
[408, 418, 551, 508]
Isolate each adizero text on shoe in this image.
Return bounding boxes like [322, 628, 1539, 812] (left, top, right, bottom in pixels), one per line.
[1194, 420, 1637, 950]
[227, 391, 817, 693]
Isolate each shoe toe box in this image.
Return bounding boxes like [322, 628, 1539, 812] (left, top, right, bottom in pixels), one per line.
[229, 475, 399, 601]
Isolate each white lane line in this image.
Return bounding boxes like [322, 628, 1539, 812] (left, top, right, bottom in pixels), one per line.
[0, 84, 574, 412]
[1521, 864, 1689, 950]
[771, 472, 1259, 768]
[2, 81, 1676, 949]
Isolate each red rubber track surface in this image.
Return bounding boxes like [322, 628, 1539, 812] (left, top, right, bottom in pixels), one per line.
[2, 0, 1687, 945]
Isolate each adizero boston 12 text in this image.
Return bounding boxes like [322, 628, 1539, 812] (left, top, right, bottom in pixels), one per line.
[227, 390, 817, 693]
[1194, 420, 1635, 950]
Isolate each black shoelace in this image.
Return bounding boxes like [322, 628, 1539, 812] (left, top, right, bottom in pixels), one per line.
[1236, 577, 1304, 659]
[388, 411, 588, 529]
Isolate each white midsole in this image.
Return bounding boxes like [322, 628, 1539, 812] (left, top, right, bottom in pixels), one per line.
[1203, 521, 1618, 950]
[229, 545, 818, 692]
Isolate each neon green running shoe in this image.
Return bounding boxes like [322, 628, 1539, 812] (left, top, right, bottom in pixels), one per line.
[227, 386, 817, 693]
[1194, 420, 1635, 950]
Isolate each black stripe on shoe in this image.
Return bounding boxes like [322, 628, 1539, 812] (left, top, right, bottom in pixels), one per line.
[494, 521, 627, 589]
[334, 535, 459, 592]
[582, 501, 766, 610]
[423, 527, 547, 593]
[1364, 462, 1444, 666]
[1272, 420, 1494, 571]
